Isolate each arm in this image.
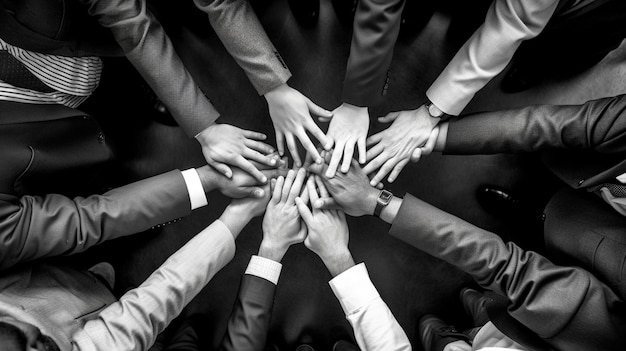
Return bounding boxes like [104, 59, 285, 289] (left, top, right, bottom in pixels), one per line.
[427, 0, 559, 116]
[387, 194, 626, 350]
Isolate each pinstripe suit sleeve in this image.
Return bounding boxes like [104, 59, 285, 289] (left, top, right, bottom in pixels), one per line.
[193, 0, 292, 95]
[81, 0, 220, 137]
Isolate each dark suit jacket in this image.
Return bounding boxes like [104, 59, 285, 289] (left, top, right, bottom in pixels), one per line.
[443, 94, 626, 188]
[219, 273, 276, 351]
[0, 101, 192, 270]
[389, 194, 626, 351]
[342, 0, 405, 107]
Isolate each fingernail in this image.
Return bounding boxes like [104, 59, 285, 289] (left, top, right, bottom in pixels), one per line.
[296, 162, 302, 168]
[254, 189, 264, 197]
[279, 151, 284, 156]
[261, 176, 268, 183]
[225, 171, 232, 178]
[324, 143, 332, 150]
[316, 158, 322, 164]
[270, 159, 276, 165]
[315, 200, 323, 208]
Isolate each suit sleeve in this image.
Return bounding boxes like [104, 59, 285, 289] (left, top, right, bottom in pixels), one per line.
[193, 0, 292, 95]
[426, 0, 559, 115]
[341, 0, 405, 107]
[80, 0, 220, 137]
[219, 274, 277, 351]
[73, 220, 237, 351]
[0, 170, 191, 271]
[443, 94, 626, 155]
[389, 194, 626, 350]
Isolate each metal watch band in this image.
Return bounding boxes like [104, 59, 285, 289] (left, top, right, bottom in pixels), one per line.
[374, 190, 393, 217]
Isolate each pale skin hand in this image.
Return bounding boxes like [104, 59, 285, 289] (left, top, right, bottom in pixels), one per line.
[260, 168, 308, 262]
[363, 105, 440, 185]
[264, 83, 333, 167]
[220, 183, 272, 238]
[196, 123, 277, 183]
[320, 103, 369, 177]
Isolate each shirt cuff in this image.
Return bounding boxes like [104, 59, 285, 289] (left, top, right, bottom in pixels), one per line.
[245, 255, 282, 285]
[329, 263, 380, 316]
[181, 169, 208, 210]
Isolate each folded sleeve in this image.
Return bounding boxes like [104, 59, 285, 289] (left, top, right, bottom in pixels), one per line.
[426, 0, 559, 115]
[329, 263, 412, 351]
[74, 220, 237, 351]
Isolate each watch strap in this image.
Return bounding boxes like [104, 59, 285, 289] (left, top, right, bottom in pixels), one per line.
[374, 190, 393, 217]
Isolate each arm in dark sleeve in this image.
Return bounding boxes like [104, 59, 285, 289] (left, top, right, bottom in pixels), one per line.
[80, 0, 220, 137]
[444, 94, 626, 155]
[342, 0, 405, 107]
[219, 274, 276, 351]
[193, 0, 292, 95]
[389, 194, 626, 350]
[0, 170, 191, 270]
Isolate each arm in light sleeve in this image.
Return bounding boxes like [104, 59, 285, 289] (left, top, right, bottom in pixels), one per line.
[0, 170, 191, 271]
[219, 256, 281, 351]
[426, 0, 559, 115]
[74, 220, 237, 351]
[80, 0, 220, 137]
[329, 263, 411, 351]
[193, 0, 292, 95]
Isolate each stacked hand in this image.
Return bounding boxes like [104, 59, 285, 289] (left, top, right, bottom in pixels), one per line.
[322, 103, 369, 177]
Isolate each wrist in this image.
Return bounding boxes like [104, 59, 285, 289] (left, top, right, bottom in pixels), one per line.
[220, 204, 253, 237]
[264, 83, 289, 100]
[321, 249, 355, 277]
[195, 165, 218, 193]
[258, 240, 288, 263]
[363, 187, 379, 216]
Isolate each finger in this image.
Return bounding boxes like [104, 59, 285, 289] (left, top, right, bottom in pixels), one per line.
[370, 158, 398, 186]
[366, 132, 384, 147]
[325, 142, 344, 178]
[388, 158, 409, 183]
[297, 130, 322, 164]
[306, 98, 333, 118]
[270, 178, 278, 200]
[410, 148, 422, 163]
[306, 176, 320, 212]
[299, 183, 310, 204]
[306, 121, 332, 150]
[357, 137, 366, 164]
[276, 131, 285, 157]
[242, 186, 265, 198]
[378, 111, 399, 123]
[288, 168, 307, 205]
[242, 130, 267, 140]
[281, 169, 296, 203]
[307, 161, 328, 177]
[422, 126, 439, 154]
[365, 143, 385, 162]
[362, 153, 388, 176]
[208, 160, 233, 179]
[261, 168, 289, 181]
[244, 139, 275, 154]
[376, 182, 384, 190]
[233, 155, 267, 183]
[318, 116, 332, 123]
[286, 134, 302, 168]
[340, 141, 355, 173]
[243, 148, 277, 167]
[317, 197, 341, 211]
[314, 175, 329, 198]
[303, 152, 314, 169]
[295, 197, 314, 225]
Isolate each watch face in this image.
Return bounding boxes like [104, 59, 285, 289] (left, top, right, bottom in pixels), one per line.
[428, 104, 443, 118]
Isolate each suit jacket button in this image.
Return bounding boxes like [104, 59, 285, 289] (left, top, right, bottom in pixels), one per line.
[98, 133, 105, 143]
[577, 179, 585, 186]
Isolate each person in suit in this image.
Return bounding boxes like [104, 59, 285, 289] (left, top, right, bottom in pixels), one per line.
[306, 159, 626, 351]
[0, 100, 289, 271]
[0, 188, 271, 351]
[362, 0, 626, 186]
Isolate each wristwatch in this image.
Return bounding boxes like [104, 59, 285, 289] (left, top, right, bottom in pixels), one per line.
[374, 190, 393, 217]
[425, 99, 448, 120]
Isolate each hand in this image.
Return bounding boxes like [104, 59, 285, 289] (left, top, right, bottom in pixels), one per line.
[410, 125, 440, 163]
[363, 106, 439, 185]
[296, 177, 354, 277]
[308, 159, 379, 217]
[220, 183, 271, 237]
[196, 123, 277, 183]
[260, 168, 308, 262]
[321, 103, 369, 177]
[264, 83, 333, 167]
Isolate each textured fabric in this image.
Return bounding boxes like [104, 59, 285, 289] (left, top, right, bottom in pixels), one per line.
[80, 0, 220, 137]
[0, 38, 102, 107]
[244, 255, 282, 285]
[472, 323, 528, 350]
[389, 194, 626, 350]
[181, 169, 209, 210]
[329, 263, 411, 351]
[426, 0, 559, 115]
[341, 0, 404, 107]
[0, 50, 54, 92]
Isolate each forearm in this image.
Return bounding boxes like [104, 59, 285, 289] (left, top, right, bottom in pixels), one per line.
[219, 204, 254, 239]
[81, 0, 219, 136]
[322, 249, 356, 278]
[426, 0, 558, 115]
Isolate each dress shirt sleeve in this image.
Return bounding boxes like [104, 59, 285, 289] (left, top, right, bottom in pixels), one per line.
[181, 169, 208, 210]
[193, 0, 292, 95]
[0, 170, 191, 271]
[73, 220, 237, 351]
[80, 0, 220, 137]
[244, 255, 282, 285]
[426, 0, 559, 115]
[389, 194, 626, 350]
[329, 263, 411, 351]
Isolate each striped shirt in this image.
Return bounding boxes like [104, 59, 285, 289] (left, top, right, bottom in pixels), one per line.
[0, 38, 103, 108]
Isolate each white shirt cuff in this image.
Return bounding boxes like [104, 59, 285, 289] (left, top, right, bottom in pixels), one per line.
[245, 255, 282, 285]
[329, 263, 380, 316]
[616, 172, 626, 184]
[181, 169, 208, 210]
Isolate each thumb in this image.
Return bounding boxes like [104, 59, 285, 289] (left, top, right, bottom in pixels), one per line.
[307, 162, 329, 177]
[307, 98, 333, 118]
[410, 148, 422, 163]
[378, 111, 399, 124]
[210, 161, 233, 179]
[315, 197, 341, 211]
